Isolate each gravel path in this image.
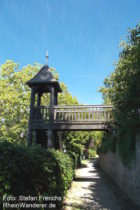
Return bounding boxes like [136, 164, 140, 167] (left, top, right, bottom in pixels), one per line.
[63, 159, 139, 210]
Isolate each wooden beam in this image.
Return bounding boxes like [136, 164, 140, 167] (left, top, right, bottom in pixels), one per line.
[32, 122, 108, 131]
[28, 87, 36, 146]
[47, 87, 55, 148]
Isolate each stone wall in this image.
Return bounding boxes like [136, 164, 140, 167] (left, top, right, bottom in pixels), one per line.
[99, 134, 140, 206]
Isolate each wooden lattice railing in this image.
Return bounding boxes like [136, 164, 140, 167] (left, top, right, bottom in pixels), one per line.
[33, 105, 113, 122]
[33, 106, 49, 121]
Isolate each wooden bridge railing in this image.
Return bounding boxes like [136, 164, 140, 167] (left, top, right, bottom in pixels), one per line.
[33, 105, 113, 122]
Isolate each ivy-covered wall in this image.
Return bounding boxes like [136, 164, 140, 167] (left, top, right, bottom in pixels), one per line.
[99, 133, 140, 207]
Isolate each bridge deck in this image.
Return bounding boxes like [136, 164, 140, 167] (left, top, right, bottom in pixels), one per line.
[32, 105, 113, 131]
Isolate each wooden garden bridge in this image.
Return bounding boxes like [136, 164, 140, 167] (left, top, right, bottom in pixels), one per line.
[26, 64, 113, 148]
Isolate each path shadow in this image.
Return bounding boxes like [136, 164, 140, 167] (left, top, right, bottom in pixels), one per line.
[74, 177, 97, 182]
[81, 159, 139, 210]
[80, 162, 87, 168]
[63, 159, 139, 210]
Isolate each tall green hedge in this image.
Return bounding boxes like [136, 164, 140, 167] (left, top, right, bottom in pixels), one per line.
[0, 141, 74, 208]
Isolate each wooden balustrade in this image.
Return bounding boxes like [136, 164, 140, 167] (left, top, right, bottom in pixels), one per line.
[54, 105, 113, 122]
[33, 105, 113, 122]
[33, 106, 49, 121]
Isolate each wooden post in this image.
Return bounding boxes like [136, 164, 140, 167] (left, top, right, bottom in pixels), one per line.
[28, 87, 35, 146]
[54, 130, 61, 150]
[35, 92, 41, 144]
[47, 87, 54, 148]
[37, 92, 41, 106]
[54, 91, 58, 105]
[50, 87, 54, 123]
[47, 130, 54, 148]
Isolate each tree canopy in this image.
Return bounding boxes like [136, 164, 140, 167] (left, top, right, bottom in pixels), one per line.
[100, 23, 140, 131]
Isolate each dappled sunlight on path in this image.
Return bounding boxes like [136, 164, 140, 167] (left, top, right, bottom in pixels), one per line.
[62, 159, 139, 210]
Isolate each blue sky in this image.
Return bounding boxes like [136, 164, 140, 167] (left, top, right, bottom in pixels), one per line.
[0, 0, 140, 104]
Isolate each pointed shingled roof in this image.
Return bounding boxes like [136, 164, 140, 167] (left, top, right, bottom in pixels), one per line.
[26, 65, 62, 92]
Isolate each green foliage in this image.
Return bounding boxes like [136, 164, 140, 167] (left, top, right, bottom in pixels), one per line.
[99, 23, 140, 166]
[88, 149, 96, 158]
[98, 132, 116, 154]
[117, 127, 136, 167]
[62, 131, 100, 165]
[62, 131, 84, 167]
[0, 61, 41, 143]
[0, 141, 74, 207]
[67, 151, 78, 169]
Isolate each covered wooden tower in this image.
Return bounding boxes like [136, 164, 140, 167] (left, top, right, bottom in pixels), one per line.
[26, 64, 62, 149]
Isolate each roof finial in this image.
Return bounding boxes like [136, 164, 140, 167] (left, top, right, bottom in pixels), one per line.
[46, 51, 49, 65]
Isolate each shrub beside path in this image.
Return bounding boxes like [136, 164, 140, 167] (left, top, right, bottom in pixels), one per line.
[62, 159, 139, 210]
